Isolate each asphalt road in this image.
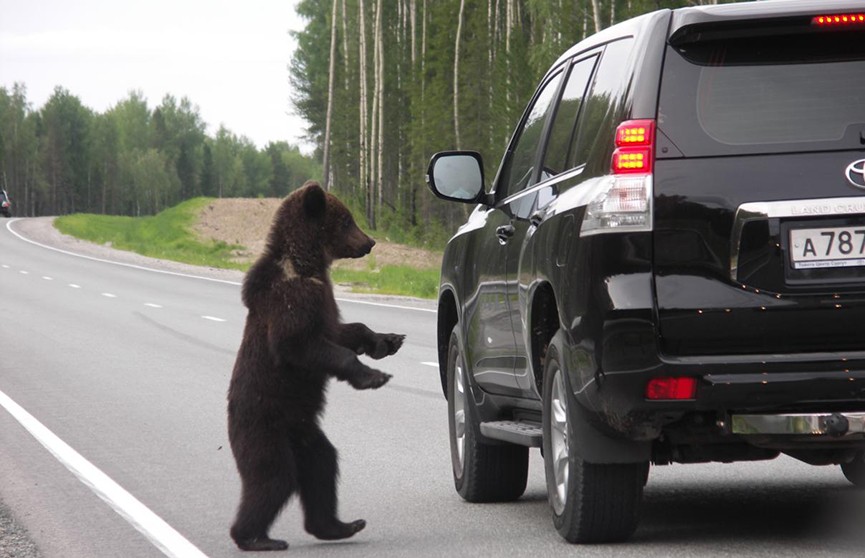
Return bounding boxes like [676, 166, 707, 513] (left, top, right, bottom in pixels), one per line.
[1, 217, 863, 558]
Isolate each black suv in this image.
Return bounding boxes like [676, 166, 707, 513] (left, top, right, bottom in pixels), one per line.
[427, 0, 865, 544]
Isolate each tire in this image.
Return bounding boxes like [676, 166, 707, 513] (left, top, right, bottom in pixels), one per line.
[542, 337, 647, 543]
[447, 326, 528, 502]
[841, 452, 865, 488]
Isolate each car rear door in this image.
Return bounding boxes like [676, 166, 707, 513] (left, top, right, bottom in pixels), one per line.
[652, 8, 865, 356]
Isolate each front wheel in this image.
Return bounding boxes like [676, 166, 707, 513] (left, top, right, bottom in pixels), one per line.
[447, 326, 528, 502]
[542, 336, 648, 543]
[841, 452, 865, 488]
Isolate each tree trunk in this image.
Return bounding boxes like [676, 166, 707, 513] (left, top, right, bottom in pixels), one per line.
[454, 0, 466, 149]
[322, 0, 340, 191]
[375, 0, 384, 214]
[358, 0, 371, 225]
[590, 0, 602, 33]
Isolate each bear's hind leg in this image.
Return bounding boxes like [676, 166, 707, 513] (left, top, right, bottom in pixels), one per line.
[230, 443, 296, 551]
[296, 428, 367, 541]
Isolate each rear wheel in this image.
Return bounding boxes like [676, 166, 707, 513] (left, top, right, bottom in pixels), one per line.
[841, 452, 865, 488]
[542, 337, 647, 543]
[447, 326, 528, 502]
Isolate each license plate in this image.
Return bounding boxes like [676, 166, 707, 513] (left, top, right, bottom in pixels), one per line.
[790, 226, 865, 269]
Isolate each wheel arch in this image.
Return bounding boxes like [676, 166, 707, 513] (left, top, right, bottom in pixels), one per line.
[528, 281, 561, 397]
[437, 288, 459, 398]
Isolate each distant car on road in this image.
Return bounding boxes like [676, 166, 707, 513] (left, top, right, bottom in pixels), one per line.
[0, 190, 10, 218]
[427, 0, 865, 545]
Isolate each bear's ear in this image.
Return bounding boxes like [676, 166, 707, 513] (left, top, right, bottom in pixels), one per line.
[302, 181, 326, 219]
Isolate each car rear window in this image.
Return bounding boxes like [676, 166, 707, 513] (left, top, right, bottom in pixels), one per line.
[658, 29, 865, 157]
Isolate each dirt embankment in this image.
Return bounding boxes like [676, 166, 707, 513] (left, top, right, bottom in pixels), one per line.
[191, 198, 441, 271]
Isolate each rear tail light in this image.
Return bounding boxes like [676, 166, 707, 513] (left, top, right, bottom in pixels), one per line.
[580, 119, 655, 236]
[645, 377, 697, 401]
[812, 13, 865, 27]
[612, 120, 654, 174]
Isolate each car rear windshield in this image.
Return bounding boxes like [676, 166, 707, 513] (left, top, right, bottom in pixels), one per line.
[658, 28, 865, 157]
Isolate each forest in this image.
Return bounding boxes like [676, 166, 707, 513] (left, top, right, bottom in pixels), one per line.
[0, 85, 320, 218]
[1, 1, 738, 244]
[293, 0, 737, 239]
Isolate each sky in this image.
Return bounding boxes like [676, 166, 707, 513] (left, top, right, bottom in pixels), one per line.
[0, 0, 313, 152]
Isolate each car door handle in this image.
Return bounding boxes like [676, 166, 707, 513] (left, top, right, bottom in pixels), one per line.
[496, 224, 515, 244]
[530, 210, 545, 228]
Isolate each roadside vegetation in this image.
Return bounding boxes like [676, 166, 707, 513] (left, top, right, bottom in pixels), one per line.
[55, 198, 247, 270]
[330, 265, 439, 299]
[55, 198, 440, 299]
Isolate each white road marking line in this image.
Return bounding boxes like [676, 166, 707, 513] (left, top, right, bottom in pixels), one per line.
[20, 270, 28, 274]
[68, 283, 81, 289]
[1, 264, 9, 269]
[0, 389, 208, 558]
[6, 218, 239, 285]
[422, 361, 439, 368]
[42, 276, 53, 281]
[144, 303, 163, 308]
[102, 293, 117, 298]
[201, 315, 226, 322]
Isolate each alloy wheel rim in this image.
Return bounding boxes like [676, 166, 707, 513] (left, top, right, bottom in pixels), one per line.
[453, 357, 467, 475]
[549, 365, 570, 515]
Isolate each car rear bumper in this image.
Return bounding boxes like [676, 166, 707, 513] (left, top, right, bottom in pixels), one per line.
[573, 347, 865, 443]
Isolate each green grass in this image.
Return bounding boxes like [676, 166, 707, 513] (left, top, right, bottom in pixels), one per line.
[55, 198, 440, 299]
[55, 198, 247, 270]
[331, 266, 440, 299]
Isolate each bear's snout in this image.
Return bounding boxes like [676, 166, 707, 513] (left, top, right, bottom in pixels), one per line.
[362, 237, 375, 255]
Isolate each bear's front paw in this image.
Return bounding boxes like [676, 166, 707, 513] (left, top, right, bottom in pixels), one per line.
[368, 333, 406, 359]
[350, 370, 391, 390]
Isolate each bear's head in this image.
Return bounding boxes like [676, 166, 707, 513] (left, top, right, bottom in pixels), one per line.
[266, 181, 375, 274]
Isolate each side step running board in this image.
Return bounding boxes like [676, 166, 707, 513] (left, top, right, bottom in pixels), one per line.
[480, 420, 543, 447]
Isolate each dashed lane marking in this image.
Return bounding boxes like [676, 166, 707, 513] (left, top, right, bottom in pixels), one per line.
[201, 315, 226, 322]
[68, 284, 81, 289]
[102, 293, 117, 298]
[422, 361, 439, 368]
[144, 303, 163, 308]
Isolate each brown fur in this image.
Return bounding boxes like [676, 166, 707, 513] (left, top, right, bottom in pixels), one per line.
[227, 181, 404, 551]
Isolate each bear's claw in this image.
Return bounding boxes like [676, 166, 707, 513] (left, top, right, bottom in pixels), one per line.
[367, 333, 406, 359]
[234, 537, 289, 551]
[350, 370, 391, 390]
[307, 519, 366, 541]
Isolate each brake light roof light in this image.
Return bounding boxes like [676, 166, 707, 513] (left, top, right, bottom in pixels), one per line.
[812, 13, 865, 27]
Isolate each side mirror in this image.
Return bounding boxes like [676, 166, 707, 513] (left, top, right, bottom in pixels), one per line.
[426, 151, 486, 204]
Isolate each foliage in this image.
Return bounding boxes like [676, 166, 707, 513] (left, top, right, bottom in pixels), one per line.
[0, 86, 322, 218]
[54, 198, 247, 269]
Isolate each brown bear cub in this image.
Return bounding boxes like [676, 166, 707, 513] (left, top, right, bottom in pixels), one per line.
[227, 181, 404, 551]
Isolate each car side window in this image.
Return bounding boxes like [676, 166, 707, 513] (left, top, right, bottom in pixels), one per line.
[540, 55, 598, 178]
[569, 38, 635, 173]
[500, 71, 564, 199]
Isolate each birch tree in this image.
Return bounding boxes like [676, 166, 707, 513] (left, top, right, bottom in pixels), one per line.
[453, 0, 466, 148]
[322, 0, 340, 190]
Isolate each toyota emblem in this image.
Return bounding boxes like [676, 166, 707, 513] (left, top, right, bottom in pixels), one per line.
[846, 159, 865, 190]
